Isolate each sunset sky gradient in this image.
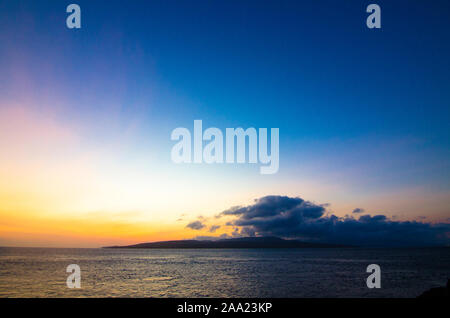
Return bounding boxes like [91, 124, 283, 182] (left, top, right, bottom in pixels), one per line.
[0, 0, 449, 247]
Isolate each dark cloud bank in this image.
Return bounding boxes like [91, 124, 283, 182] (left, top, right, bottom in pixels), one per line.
[210, 195, 450, 247]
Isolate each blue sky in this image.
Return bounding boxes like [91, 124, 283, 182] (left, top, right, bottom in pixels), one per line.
[0, 0, 449, 246]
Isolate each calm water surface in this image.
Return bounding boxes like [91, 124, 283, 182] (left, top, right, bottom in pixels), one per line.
[0, 247, 448, 297]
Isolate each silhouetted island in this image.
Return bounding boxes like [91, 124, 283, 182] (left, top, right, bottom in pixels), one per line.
[104, 236, 349, 249]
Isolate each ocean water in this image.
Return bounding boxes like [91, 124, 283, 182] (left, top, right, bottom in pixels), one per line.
[0, 247, 448, 298]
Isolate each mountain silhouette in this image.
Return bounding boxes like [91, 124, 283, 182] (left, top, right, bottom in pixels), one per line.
[104, 236, 349, 248]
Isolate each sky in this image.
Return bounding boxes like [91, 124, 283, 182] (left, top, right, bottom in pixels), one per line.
[0, 0, 449, 247]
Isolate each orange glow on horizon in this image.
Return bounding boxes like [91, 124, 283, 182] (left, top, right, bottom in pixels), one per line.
[1, 104, 449, 247]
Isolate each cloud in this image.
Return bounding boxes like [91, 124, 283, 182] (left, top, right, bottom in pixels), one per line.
[220, 195, 450, 247]
[221, 195, 323, 219]
[186, 220, 206, 230]
[352, 208, 365, 214]
[209, 225, 220, 233]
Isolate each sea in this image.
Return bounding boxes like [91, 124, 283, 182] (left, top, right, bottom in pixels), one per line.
[0, 247, 448, 298]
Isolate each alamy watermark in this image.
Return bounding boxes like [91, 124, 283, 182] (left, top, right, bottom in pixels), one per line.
[66, 4, 81, 29]
[66, 264, 81, 288]
[171, 120, 279, 174]
[366, 264, 381, 288]
[65, 3, 380, 30]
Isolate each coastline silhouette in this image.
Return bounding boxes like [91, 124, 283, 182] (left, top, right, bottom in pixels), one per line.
[104, 236, 350, 249]
[418, 279, 450, 298]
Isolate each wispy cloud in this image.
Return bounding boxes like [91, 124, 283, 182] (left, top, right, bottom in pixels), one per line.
[209, 225, 220, 233]
[186, 220, 206, 230]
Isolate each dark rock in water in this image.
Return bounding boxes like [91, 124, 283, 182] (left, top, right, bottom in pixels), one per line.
[418, 279, 450, 298]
